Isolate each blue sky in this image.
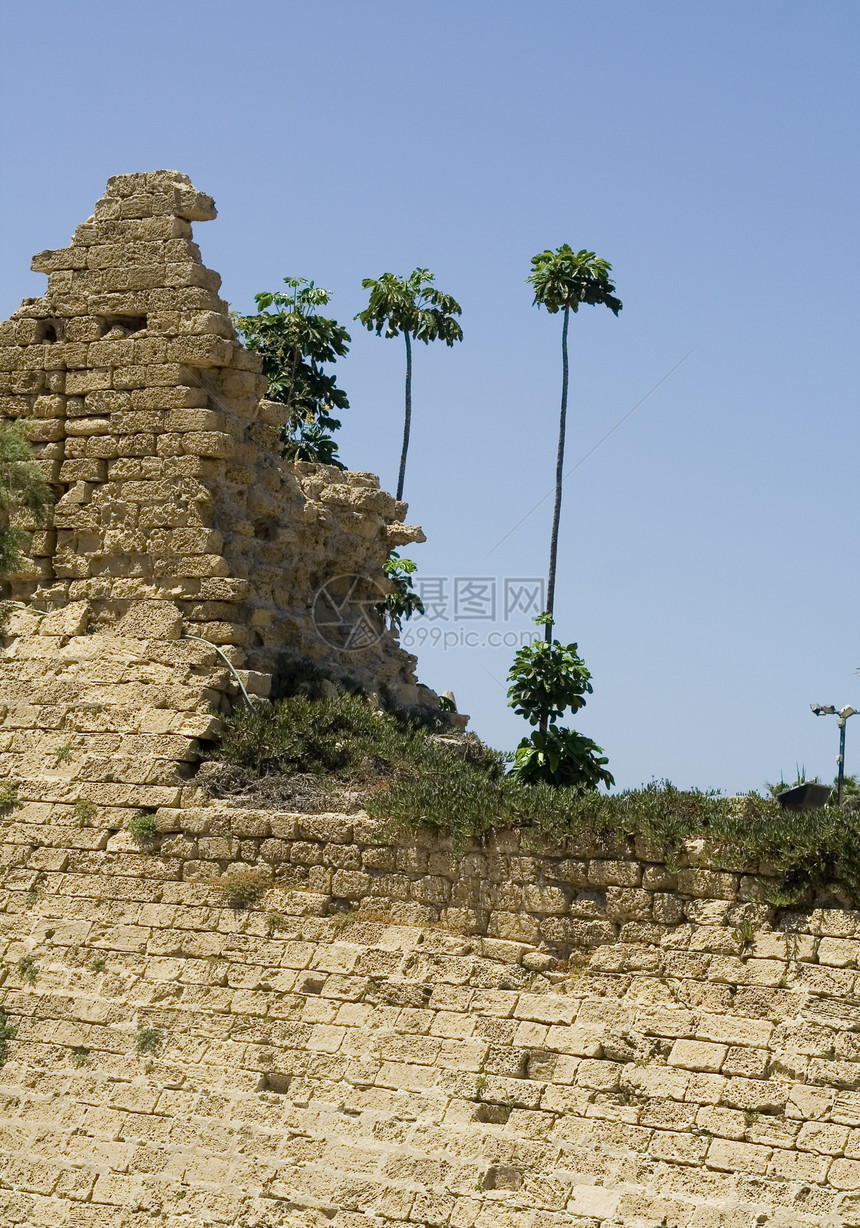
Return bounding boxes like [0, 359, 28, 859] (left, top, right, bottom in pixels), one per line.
[1, 0, 858, 792]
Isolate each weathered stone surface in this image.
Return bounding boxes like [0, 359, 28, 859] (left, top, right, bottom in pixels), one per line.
[5, 168, 860, 1225]
[1, 170, 428, 706]
[0, 789, 859, 1224]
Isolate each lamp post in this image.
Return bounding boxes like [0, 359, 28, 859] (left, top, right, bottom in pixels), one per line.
[811, 704, 858, 806]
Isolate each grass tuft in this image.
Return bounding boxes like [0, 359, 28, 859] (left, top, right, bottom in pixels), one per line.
[73, 799, 97, 828]
[215, 865, 272, 910]
[135, 1027, 162, 1055]
[0, 780, 21, 811]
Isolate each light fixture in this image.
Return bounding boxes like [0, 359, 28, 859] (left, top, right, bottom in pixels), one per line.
[811, 703, 858, 806]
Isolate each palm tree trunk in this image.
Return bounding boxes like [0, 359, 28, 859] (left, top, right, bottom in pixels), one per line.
[539, 307, 570, 734]
[396, 330, 412, 502]
[545, 304, 570, 647]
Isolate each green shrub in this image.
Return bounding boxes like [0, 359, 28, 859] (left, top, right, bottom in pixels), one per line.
[376, 552, 424, 631]
[128, 811, 157, 841]
[507, 622, 613, 789]
[211, 695, 860, 904]
[212, 692, 447, 781]
[135, 1027, 162, 1055]
[511, 727, 613, 789]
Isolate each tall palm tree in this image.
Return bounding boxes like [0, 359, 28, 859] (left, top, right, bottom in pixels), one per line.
[528, 247, 622, 642]
[356, 269, 462, 501]
[0, 420, 52, 578]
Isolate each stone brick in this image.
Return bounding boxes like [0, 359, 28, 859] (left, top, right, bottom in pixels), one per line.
[668, 1039, 727, 1072]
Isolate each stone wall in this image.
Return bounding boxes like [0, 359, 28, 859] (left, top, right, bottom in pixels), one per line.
[7, 167, 860, 1227]
[132, 798, 802, 953]
[0, 170, 427, 704]
[3, 795, 860, 1225]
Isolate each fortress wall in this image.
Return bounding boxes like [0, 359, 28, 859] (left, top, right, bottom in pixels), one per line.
[3, 790, 860, 1225]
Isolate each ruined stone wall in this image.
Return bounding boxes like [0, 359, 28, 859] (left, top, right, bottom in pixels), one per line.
[3, 798, 860, 1226]
[0, 170, 426, 703]
[9, 169, 860, 1227]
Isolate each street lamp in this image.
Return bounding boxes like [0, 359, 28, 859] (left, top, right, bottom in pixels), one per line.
[811, 704, 859, 806]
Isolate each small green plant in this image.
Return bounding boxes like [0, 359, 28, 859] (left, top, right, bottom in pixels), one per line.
[474, 1075, 488, 1097]
[265, 911, 289, 936]
[0, 1010, 16, 1066]
[54, 740, 73, 764]
[135, 1027, 162, 1055]
[507, 616, 613, 789]
[0, 780, 21, 811]
[128, 811, 157, 841]
[17, 954, 39, 985]
[736, 919, 757, 944]
[73, 799, 97, 827]
[216, 866, 272, 910]
[90, 956, 107, 973]
[71, 1047, 90, 1067]
[376, 552, 424, 631]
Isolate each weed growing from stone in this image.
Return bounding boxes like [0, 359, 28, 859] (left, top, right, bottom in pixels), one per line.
[90, 956, 107, 973]
[17, 955, 39, 985]
[73, 799, 97, 827]
[0, 1010, 16, 1065]
[265, 911, 289, 936]
[215, 866, 272, 910]
[71, 1047, 90, 1067]
[54, 741, 73, 764]
[135, 1027, 162, 1055]
[128, 811, 157, 841]
[0, 780, 21, 811]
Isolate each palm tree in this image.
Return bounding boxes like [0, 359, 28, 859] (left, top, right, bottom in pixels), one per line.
[528, 247, 622, 642]
[0, 420, 52, 578]
[356, 269, 462, 501]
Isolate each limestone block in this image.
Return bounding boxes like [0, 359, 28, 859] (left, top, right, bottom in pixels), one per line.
[66, 368, 112, 394]
[668, 1039, 727, 1072]
[31, 247, 88, 273]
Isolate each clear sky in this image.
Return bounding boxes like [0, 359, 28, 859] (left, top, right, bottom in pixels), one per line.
[1, 0, 857, 793]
